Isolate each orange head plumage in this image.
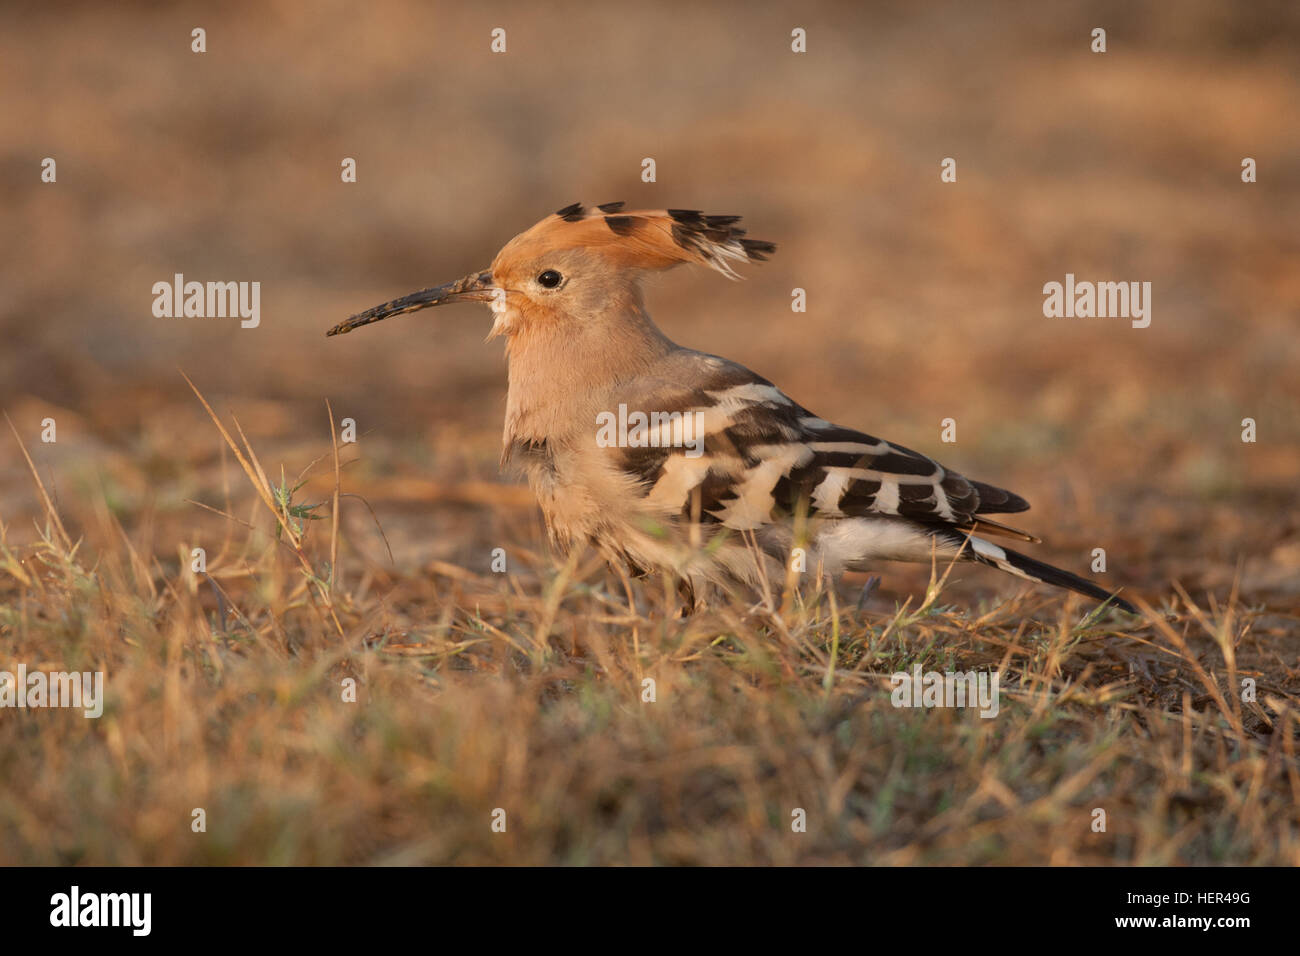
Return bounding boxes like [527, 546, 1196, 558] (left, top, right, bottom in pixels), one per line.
[325, 201, 775, 339]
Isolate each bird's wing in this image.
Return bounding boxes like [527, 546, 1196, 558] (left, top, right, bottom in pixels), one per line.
[609, 353, 1031, 535]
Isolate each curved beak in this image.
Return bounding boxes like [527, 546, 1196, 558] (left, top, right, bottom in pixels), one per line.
[326, 270, 495, 336]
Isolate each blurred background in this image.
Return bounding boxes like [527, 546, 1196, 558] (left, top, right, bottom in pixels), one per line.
[2, 0, 1298, 608]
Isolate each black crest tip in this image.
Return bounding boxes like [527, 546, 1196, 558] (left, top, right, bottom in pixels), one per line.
[604, 215, 637, 236]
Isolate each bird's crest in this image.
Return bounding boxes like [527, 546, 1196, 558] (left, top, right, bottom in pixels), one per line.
[495, 201, 776, 279]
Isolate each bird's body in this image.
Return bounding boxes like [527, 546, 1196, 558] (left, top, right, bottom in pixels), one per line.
[329, 202, 1134, 614]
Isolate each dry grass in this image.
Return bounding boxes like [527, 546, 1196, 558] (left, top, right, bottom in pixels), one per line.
[1, 387, 1297, 865]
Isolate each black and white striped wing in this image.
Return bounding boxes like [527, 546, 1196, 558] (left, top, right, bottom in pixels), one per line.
[614, 357, 1029, 532]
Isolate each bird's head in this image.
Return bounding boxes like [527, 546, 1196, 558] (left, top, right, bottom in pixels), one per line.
[325, 202, 774, 340]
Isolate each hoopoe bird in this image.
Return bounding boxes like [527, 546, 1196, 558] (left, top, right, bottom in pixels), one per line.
[328, 202, 1135, 614]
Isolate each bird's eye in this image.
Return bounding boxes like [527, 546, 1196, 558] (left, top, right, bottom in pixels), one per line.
[536, 270, 562, 289]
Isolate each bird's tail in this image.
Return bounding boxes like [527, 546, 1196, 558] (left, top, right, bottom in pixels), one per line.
[965, 535, 1136, 614]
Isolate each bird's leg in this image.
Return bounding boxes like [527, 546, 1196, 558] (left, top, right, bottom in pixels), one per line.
[856, 575, 882, 614]
[614, 562, 640, 617]
[613, 562, 645, 669]
[675, 577, 698, 619]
